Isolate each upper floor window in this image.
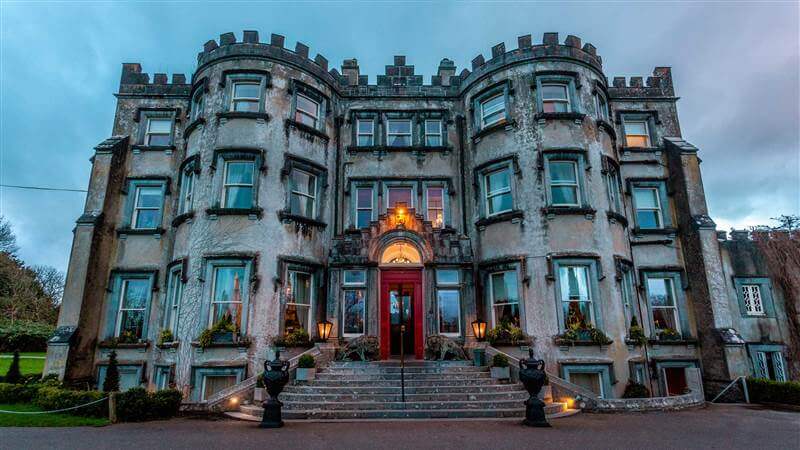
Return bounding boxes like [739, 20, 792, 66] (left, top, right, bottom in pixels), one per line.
[646, 276, 679, 334]
[633, 186, 663, 229]
[294, 93, 320, 128]
[387, 119, 412, 147]
[624, 119, 650, 147]
[222, 161, 255, 209]
[178, 167, 195, 215]
[231, 81, 261, 112]
[595, 91, 609, 121]
[289, 169, 317, 218]
[210, 264, 246, 330]
[145, 118, 172, 146]
[605, 164, 622, 214]
[424, 120, 442, 146]
[480, 93, 505, 128]
[357, 119, 374, 146]
[342, 270, 366, 337]
[484, 168, 513, 216]
[355, 186, 373, 228]
[741, 284, 765, 316]
[426, 186, 444, 228]
[541, 83, 571, 113]
[164, 265, 183, 334]
[285, 270, 313, 335]
[489, 270, 520, 327]
[132, 185, 163, 230]
[387, 186, 414, 209]
[190, 89, 204, 122]
[734, 277, 775, 318]
[115, 278, 150, 340]
[558, 265, 594, 329]
[436, 269, 461, 336]
[548, 160, 580, 207]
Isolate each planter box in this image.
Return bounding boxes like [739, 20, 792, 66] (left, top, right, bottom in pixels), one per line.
[254, 387, 265, 402]
[212, 332, 235, 344]
[490, 366, 510, 380]
[296, 368, 317, 382]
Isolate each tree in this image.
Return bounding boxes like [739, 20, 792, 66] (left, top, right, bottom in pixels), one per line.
[103, 350, 120, 392]
[32, 265, 65, 306]
[4, 350, 22, 383]
[0, 216, 18, 256]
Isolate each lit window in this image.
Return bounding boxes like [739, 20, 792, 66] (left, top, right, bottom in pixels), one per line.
[222, 161, 254, 209]
[541, 83, 570, 113]
[387, 119, 412, 147]
[633, 187, 663, 229]
[285, 271, 313, 334]
[289, 169, 317, 218]
[647, 277, 679, 334]
[624, 119, 650, 147]
[145, 118, 172, 146]
[356, 119, 374, 146]
[424, 120, 442, 146]
[231, 81, 261, 112]
[190, 90, 204, 122]
[489, 271, 519, 327]
[356, 187, 373, 228]
[741, 284, 765, 316]
[485, 168, 513, 216]
[437, 269, 460, 336]
[342, 270, 366, 337]
[480, 93, 505, 128]
[548, 160, 580, 207]
[132, 186, 162, 229]
[387, 187, 413, 209]
[294, 93, 320, 128]
[595, 92, 609, 121]
[426, 187, 444, 228]
[115, 278, 150, 340]
[559, 265, 594, 329]
[210, 265, 246, 330]
[165, 267, 183, 334]
[178, 168, 195, 215]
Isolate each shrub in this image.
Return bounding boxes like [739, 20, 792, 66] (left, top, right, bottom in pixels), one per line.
[628, 316, 648, 346]
[102, 351, 120, 393]
[283, 329, 312, 347]
[198, 314, 239, 348]
[491, 353, 509, 368]
[622, 380, 651, 398]
[4, 351, 22, 384]
[0, 320, 54, 352]
[657, 328, 682, 341]
[425, 335, 467, 361]
[297, 354, 316, 369]
[33, 386, 107, 418]
[589, 328, 613, 345]
[486, 322, 531, 346]
[0, 382, 41, 403]
[150, 389, 183, 419]
[158, 329, 174, 346]
[339, 335, 380, 361]
[116, 387, 182, 421]
[747, 377, 800, 406]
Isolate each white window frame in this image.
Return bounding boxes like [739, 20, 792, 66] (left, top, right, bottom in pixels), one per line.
[294, 92, 320, 128]
[178, 169, 195, 215]
[144, 117, 172, 146]
[131, 185, 162, 230]
[541, 82, 571, 113]
[647, 277, 680, 333]
[290, 169, 317, 218]
[356, 119, 374, 146]
[115, 279, 148, 339]
[355, 187, 373, 228]
[436, 269, 461, 337]
[426, 186, 445, 228]
[548, 160, 580, 207]
[342, 270, 366, 338]
[480, 93, 505, 128]
[424, 120, 442, 146]
[165, 267, 183, 334]
[558, 265, 594, 327]
[230, 80, 261, 112]
[741, 284, 766, 316]
[209, 265, 246, 329]
[222, 160, 255, 209]
[484, 167, 513, 216]
[386, 119, 413, 147]
[286, 270, 314, 334]
[488, 270, 520, 328]
[633, 187, 664, 229]
[624, 119, 651, 147]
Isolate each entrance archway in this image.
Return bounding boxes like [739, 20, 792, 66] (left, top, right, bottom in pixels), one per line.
[378, 239, 424, 360]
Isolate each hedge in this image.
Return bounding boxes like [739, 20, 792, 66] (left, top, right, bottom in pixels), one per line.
[0, 383, 41, 403]
[116, 387, 182, 422]
[0, 320, 54, 352]
[747, 377, 800, 406]
[33, 386, 108, 417]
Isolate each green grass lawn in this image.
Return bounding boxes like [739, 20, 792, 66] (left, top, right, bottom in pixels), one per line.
[0, 352, 45, 376]
[0, 404, 109, 427]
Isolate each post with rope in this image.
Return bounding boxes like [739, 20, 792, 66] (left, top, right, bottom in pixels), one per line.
[108, 392, 117, 423]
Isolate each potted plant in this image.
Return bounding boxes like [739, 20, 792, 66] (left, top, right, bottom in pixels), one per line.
[198, 313, 240, 348]
[658, 328, 681, 341]
[254, 373, 265, 402]
[486, 320, 532, 347]
[295, 354, 317, 382]
[628, 316, 647, 346]
[490, 353, 510, 380]
[158, 329, 174, 346]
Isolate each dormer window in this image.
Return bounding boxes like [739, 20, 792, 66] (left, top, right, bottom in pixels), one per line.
[541, 83, 571, 113]
[480, 93, 505, 128]
[387, 119, 412, 147]
[231, 81, 261, 112]
[294, 93, 320, 128]
[145, 118, 172, 146]
[424, 120, 442, 146]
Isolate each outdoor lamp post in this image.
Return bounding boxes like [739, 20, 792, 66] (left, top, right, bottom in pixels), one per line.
[471, 319, 487, 367]
[317, 320, 333, 342]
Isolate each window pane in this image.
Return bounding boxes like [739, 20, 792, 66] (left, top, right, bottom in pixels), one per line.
[234, 82, 260, 99]
[482, 94, 505, 118]
[493, 303, 520, 327]
[292, 272, 312, 305]
[357, 188, 372, 208]
[284, 304, 310, 334]
[388, 134, 411, 147]
[634, 188, 659, 208]
[569, 372, 602, 397]
[344, 270, 366, 285]
[425, 120, 441, 134]
[388, 188, 413, 207]
[647, 278, 675, 306]
[134, 210, 159, 229]
[543, 101, 569, 113]
[343, 290, 365, 334]
[119, 310, 144, 338]
[295, 111, 317, 127]
[203, 375, 238, 401]
[652, 308, 677, 331]
[358, 120, 373, 134]
[563, 300, 593, 328]
[226, 162, 254, 185]
[438, 290, 460, 334]
[296, 94, 318, 116]
[357, 135, 373, 146]
[549, 161, 576, 183]
[147, 134, 172, 146]
[492, 271, 518, 304]
[486, 169, 510, 193]
[437, 269, 459, 285]
[541, 84, 568, 100]
[213, 267, 245, 302]
[233, 100, 260, 112]
[427, 188, 443, 208]
[488, 192, 513, 214]
[290, 193, 314, 217]
[425, 135, 442, 146]
[551, 186, 578, 206]
[388, 120, 411, 134]
[123, 279, 150, 309]
[148, 119, 172, 133]
[291, 170, 315, 196]
[625, 121, 648, 135]
[137, 187, 162, 208]
[636, 211, 661, 229]
[357, 210, 372, 228]
[224, 187, 252, 208]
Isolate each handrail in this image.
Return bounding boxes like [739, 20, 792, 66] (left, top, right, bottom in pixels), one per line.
[710, 376, 750, 404]
[400, 324, 406, 403]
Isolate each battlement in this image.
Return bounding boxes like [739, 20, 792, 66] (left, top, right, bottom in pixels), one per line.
[607, 67, 676, 99]
[118, 63, 191, 97]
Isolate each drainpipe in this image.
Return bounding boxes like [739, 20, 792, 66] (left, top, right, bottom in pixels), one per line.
[333, 115, 343, 234]
[456, 115, 468, 233]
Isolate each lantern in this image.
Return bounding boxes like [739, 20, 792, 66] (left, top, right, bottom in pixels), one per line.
[471, 319, 487, 341]
[317, 320, 333, 342]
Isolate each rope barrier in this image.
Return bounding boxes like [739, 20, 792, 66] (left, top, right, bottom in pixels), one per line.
[0, 396, 108, 414]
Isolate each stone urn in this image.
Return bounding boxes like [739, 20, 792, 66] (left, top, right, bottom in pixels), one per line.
[260, 351, 290, 428]
[518, 348, 551, 427]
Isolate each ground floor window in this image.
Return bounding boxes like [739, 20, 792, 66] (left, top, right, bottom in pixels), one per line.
[202, 375, 238, 401]
[97, 364, 142, 392]
[749, 345, 787, 381]
[436, 269, 461, 336]
[561, 364, 612, 399]
[342, 268, 366, 337]
[191, 367, 245, 402]
[654, 361, 698, 397]
[285, 270, 313, 335]
[154, 365, 173, 390]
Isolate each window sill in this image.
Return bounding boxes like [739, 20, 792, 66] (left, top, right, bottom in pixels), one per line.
[596, 119, 617, 139]
[554, 338, 613, 348]
[206, 207, 263, 219]
[157, 341, 180, 350]
[131, 144, 175, 153]
[183, 117, 206, 138]
[98, 341, 150, 349]
[471, 119, 516, 142]
[285, 118, 329, 142]
[116, 227, 166, 237]
[190, 341, 252, 349]
[620, 146, 662, 153]
[647, 338, 698, 347]
[216, 111, 271, 122]
[633, 227, 677, 236]
[171, 211, 195, 228]
[475, 210, 524, 229]
[606, 211, 628, 227]
[346, 145, 453, 154]
[278, 211, 328, 230]
[534, 112, 586, 123]
[541, 206, 596, 218]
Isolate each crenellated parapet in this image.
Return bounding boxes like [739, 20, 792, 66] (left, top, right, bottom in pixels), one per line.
[607, 67, 676, 99]
[118, 63, 191, 97]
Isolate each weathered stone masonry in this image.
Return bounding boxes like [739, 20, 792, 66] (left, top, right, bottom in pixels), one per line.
[44, 30, 796, 402]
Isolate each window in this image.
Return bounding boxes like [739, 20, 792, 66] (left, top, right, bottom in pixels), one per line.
[437, 269, 461, 336]
[424, 120, 442, 146]
[480, 93, 505, 128]
[387, 186, 413, 209]
[489, 271, 520, 327]
[342, 270, 366, 337]
[387, 119, 412, 147]
[154, 366, 172, 391]
[131, 185, 163, 229]
[164, 266, 183, 334]
[356, 187, 373, 228]
[541, 83, 571, 113]
[209, 265, 246, 331]
[605, 165, 622, 214]
[178, 167, 195, 215]
[98, 365, 143, 392]
[633, 187, 663, 229]
[646, 277, 679, 334]
[115, 278, 150, 340]
[144, 118, 172, 146]
[426, 187, 444, 228]
[548, 160, 580, 207]
[749, 345, 787, 381]
[559, 265, 594, 329]
[231, 81, 261, 112]
[190, 89, 204, 122]
[356, 119, 374, 146]
[289, 169, 317, 218]
[484, 168, 513, 216]
[191, 367, 244, 402]
[570, 372, 603, 397]
[734, 278, 775, 318]
[285, 271, 313, 335]
[595, 91, 609, 121]
[624, 119, 650, 147]
[561, 364, 612, 398]
[294, 93, 320, 128]
[222, 161, 255, 209]
[741, 284, 765, 316]
[202, 375, 238, 401]
[620, 265, 637, 324]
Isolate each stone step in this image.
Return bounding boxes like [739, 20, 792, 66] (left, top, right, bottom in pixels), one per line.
[282, 383, 525, 395]
[328, 360, 473, 368]
[322, 366, 488, 375]
[279, 391, 529, 402]
[238, 403, 566, 420]
[315, 372, 492, 381]
[281, 399, 528, 411]
[304, 378, 506, 387]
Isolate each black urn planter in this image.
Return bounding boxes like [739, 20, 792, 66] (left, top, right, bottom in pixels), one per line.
[260, 351, 290, 428]
[518, 349, 551, 427]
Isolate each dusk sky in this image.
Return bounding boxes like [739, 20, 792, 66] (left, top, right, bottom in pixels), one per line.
[1, 1, 798, 273]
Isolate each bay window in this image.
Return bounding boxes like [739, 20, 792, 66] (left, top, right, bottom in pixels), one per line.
[541, 83, 571, 113]
[222, 161, 255, 209]
[285, 270, 313, 335]
[548, 160, 580, 207]
[489, 270, 520, 327]
[230, 81, 261, 112]
[479, 93, 505, 128]
[294, 92, 320, 128]
[484, 168, 513, 216]
[289, 169, 317, 218]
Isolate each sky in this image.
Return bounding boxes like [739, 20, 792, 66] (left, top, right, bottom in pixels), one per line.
[1, 1, 798, 273]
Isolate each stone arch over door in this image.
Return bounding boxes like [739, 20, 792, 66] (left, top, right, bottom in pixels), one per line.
[368, 229, 433, 265]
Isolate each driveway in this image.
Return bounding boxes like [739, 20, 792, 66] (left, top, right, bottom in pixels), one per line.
[2, 404, 797, 450]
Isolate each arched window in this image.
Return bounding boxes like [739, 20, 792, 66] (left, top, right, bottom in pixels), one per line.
[380, 241, 422, 265]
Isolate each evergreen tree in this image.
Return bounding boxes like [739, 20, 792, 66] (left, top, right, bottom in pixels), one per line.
[103, 350, 120, 392]
[4, 350, 22, 383]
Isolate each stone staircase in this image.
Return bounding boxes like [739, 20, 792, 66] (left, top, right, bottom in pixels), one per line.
[228, 360, 577, 421]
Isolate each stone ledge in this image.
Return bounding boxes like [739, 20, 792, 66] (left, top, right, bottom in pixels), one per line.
[183, 117, 206, 138]
[471, 119, 516, 142]
[475, 210, 524, 229]
[284, 118, 330, 142]
[206, 207, 264, 219]
[171, 211, 195, 228]
[216, 111, 270, 121]
[534, 111, 586, 123]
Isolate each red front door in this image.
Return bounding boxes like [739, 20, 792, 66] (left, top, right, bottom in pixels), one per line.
[380, 270, 423, 359]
